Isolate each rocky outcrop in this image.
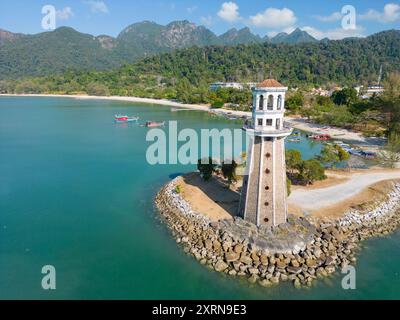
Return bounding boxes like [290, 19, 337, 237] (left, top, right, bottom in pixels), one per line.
[155, 178, 400, 288]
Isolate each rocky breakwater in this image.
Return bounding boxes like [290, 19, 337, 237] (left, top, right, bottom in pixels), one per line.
[155, 178, 400, 288]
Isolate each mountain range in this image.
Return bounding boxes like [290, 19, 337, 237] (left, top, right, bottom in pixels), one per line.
[0, 20, 322, 79]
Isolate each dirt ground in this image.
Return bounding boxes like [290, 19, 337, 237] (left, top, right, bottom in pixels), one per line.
[176, 169, 400, 221]
[288, 179, 398, 218]
[177, 173, 239, 222]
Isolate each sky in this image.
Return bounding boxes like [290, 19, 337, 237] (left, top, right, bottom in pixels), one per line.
[0, 0, 399, 39]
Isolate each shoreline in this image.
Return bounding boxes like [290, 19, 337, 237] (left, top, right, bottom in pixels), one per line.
[155, 176, 400, 288]
[0, 93, 251, 117]
[0, 93, 385, 148]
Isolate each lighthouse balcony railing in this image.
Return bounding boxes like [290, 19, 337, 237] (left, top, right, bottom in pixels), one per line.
[242, 124, 292, 136]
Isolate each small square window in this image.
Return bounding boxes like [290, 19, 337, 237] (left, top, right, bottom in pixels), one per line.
[258, 119, 263, 126]
[266, 119, 273, 126]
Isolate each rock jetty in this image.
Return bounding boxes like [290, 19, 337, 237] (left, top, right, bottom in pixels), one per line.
[155, 177, 400, 288]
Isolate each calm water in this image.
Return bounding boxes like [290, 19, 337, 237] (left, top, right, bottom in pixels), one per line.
[0, 97, 399, 299]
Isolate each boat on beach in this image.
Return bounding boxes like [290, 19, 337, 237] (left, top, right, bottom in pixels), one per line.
[308, 134, 331, 141]
[145, 121, 165, 128]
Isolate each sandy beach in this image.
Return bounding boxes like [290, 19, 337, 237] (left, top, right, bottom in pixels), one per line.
[0, 93, 251, 116]
[0, 93, 385, 148]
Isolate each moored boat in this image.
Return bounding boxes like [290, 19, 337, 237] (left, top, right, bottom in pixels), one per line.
[309, 134, 331, 141]
[145, 121, 165, 128]
[114, 114, 139, 123]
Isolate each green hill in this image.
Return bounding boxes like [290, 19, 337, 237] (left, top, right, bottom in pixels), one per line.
[2, 30, 399, 98]
[0, 22, 321, 80]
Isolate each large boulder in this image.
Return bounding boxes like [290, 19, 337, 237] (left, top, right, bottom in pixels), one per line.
[286, 266, 302, 274]
[225, 251, 240, 262]
[240, 254, 253, 265]
[214, 260, 229, 272]
[306, 258, 317, 268]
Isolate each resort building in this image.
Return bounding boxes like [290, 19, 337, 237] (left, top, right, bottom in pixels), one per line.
[210, 82, 244, 91]
[238, 79, 292, 227]
[209, 82, 258, 91]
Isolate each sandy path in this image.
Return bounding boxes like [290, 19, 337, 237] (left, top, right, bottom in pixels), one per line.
[288, 170, 400, 211]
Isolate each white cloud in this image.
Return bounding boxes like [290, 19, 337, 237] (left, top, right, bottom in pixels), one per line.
[218, 2, 240, 22]
[56, 7, 74, 20]
[314, 11, 342, 22]
[301, 25, 365, 40]
[359, 3, 400, 23]
[200, 15, 213, 27]
[187, 6, 198, 14]
[84, 1, 109, 14]
[249, 8, 297, 28]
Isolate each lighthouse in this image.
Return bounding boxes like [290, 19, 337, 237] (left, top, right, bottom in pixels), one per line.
[238, 79, 292, 227]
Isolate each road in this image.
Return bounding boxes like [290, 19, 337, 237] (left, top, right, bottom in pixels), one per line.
[288, 170, 400, 210]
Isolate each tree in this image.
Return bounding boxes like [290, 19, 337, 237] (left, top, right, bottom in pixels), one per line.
[86, 82, 110, 96]
[221, 160, 238, 188]
[331, 88, 358, 106]
[379, 132, 400, 168]
[317, 144, 349, 168]
[317, 105, 355, 127]
[337, 146, 350, 162]
[286, 149, 302, 174]
[197, 157, 217, 181]
[175, 78, 193, 103]
[381, 72, 400, 134]
[298, 159, 326, 185]
[211, 98, 224, 108]
[285, 92, 304, 112]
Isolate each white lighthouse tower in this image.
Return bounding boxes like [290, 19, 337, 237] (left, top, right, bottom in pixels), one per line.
[239, 79, 292, 227]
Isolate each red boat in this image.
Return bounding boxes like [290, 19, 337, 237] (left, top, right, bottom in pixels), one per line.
[114, 114, 139, 123]
[311, 134, 331, 141]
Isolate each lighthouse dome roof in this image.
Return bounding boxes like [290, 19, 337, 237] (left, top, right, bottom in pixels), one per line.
[256, 79, 285, 88]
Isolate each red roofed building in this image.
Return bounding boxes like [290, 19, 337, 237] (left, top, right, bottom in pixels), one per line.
[256, 79, 286, 88]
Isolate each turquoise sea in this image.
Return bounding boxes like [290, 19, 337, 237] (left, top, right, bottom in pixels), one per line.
[0, 96, 399, 299]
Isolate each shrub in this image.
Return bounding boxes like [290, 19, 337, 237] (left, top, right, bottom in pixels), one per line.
[175, 185, 182, 194]
[197, 157, 217, 181]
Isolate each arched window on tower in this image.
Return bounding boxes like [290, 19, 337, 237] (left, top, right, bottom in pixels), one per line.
[277, 95, 282, 110]
[267, 95, 273, 110]
[259, 95, 264, 110]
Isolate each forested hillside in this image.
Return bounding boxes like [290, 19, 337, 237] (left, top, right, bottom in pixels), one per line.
[0, 21, 319, 79]
[1, 30, 399, 102]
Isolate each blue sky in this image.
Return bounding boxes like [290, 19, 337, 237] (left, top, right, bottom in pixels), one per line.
[0, 0, 399, 39]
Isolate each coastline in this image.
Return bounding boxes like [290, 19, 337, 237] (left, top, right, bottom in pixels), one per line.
[0, 93, 385, 148]
[0, 93, 250, 117]
[156, 176, 400, 288]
